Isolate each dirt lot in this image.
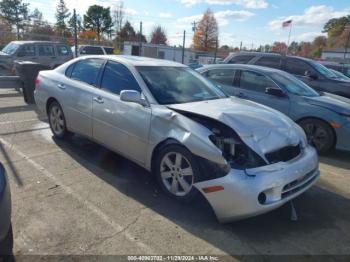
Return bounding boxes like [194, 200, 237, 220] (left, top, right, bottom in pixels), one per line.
[1, 87, 350, 258]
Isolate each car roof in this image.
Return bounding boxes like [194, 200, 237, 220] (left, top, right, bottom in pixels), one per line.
[229, 51, 315, 63]
[10, 41, 64, 45]
[200, 63, 282, 73]
[76, 55, 187, 67]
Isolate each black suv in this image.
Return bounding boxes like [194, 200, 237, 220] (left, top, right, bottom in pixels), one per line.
[223, 52, 350, 99]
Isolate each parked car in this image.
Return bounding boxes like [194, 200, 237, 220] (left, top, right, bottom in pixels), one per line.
[197, 64, 350, 153]
[34, 55, 319, 222]
[0, 162, 12, 255]
[223, 52, 350, 99]
[320, 61, 350, 78]
[329, 69, 350, 80]
[72, 45, 115, 57]
[0, 41, 73, 75]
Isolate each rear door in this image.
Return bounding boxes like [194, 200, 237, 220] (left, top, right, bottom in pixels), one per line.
[236, 70, 290, 115]
[56, 45, 73, 65]
[254, 56, 282, 69]
[37, 44, 57, 68]
[92, 60, 152, 164]
[61, 58, 105, 138]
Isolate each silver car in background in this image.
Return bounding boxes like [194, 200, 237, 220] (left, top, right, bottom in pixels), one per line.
[34, 55, 319, 222]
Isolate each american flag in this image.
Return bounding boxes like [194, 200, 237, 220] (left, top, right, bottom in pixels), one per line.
[282, 20, 292, 28]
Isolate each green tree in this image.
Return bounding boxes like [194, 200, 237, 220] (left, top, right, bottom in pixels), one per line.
[323, 16, 350, 38]
[55, 0, 70, 35]
[117, 21, 136, 43]
[0, 0, 29, 39]
[68, 13, 83, 34]
[84, 5, 113, 43]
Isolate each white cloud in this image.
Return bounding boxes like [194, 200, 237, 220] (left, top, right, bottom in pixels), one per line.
[176, 9, 254, 28]
[159, 12, 173, 18]
[268, 5, 350, 31]
[179, 0, 268, 9]
[124, 7, 138, 16]
[291, 32, 327, 42]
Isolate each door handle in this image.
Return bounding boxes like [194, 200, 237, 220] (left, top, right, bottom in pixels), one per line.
[93, 96, 104, 104]
[57, 83, 65, 89]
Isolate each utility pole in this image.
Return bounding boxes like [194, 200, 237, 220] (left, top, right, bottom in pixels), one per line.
[214, 37, 218, 64]
[239, 41, 242, 51]
[344, 23, 350, 62]
[139, 21, 143, 56]
[182, 30, 186, 64]
[191, 21, 197, 32]
[73, 9, 78, 58]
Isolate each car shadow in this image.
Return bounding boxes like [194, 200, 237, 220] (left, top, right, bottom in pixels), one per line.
[319, 150, 350, 171]
[52, 135, 350, 255]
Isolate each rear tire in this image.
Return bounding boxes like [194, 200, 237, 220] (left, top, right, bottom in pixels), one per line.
[48, 101, 71, 139]
[0, 225, 13, 256]
[155, 144, 200, 202]
[299, 118, 335, 154]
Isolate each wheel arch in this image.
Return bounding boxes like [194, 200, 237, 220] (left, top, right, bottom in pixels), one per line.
[46, 97, 59, 116]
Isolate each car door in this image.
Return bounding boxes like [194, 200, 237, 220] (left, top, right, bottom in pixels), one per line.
[284, 58, 322, 91]
[60, 58, 105, 138]
[92, 60, 151, 165]
[236, 70, 290, 115]
[16, 44, 37, 62]
[204, 68, 236, 95]
[37, 44, 57, 68]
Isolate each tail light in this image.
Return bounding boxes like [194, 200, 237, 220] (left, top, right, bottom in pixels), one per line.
[34, 78, 40, 88]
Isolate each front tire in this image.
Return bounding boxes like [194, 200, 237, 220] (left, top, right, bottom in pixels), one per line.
[155, 144, 199, 202]
[48, 101, 70, 139]
[299, 118, 335, 154]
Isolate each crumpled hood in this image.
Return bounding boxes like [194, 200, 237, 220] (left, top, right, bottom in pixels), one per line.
[304, 93, 350, 116]
[168, 97, 302, 157]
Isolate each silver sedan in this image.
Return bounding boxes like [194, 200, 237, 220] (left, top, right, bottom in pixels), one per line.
[34, 55, 320, 222]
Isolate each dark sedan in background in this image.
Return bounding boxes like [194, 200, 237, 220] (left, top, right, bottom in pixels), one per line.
[198, 64, 350, 154]
[223, 52, 350, 99]
[0, 162, 12, 256]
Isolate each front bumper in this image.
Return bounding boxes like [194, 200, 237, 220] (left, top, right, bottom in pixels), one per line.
[335, 122, 350, 152]
[0, 164, 11, 241]
[194, 145, 319, 223]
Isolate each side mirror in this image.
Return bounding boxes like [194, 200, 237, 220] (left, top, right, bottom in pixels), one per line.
[120, 90, 148, 106]
[305, 71, 318, 80]
[265, 87, 286, 97]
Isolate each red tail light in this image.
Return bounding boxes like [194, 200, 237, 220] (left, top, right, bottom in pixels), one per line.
[34, 78, 40, 88]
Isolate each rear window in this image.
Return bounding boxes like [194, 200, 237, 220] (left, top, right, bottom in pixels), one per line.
[57, 45, 70, 56]
[70, 59, 104, 85]
[81, 46, 104, 55]
[228, 55, 254, 64]
[255, 56, 281, 69]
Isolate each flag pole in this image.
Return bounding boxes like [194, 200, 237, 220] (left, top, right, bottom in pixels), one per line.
[286, 22, 292, 55]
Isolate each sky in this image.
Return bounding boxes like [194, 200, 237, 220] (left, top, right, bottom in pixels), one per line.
[26, 0, 350, 48]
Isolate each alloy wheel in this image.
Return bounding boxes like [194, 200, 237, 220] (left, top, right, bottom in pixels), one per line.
[50, 105, 65, 136]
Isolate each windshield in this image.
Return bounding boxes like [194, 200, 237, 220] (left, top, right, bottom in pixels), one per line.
[309, 60, 338, 78]
[270, 71, 319, 97]
[137, 66, 227, 105]
[1, 42, 19, 55]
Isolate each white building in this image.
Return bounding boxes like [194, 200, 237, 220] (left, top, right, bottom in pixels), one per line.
[122, 42, 196, 65]
[321, 48, 350, 62]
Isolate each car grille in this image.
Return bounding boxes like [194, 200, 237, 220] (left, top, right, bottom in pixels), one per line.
[265, 144, 301, 164]
[281, 169, 318, 199]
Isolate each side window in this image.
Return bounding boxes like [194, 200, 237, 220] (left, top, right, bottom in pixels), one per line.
[38, 45, 55, 56]
[65, 63, 75, 77]
[71, 59, 104, 85]
[103, 47, 114, 54]
[240, 70, 277, 92]
[206, 69, 235, 86]
[100, 60, 141, 95]
[229, 55, 254, 64]
[82, 46, 104, 55]
[57, 45, 70, 56]
[20, 45, 35, 56]
[255, 57, 281, 69]
[285, 58, 314, 76]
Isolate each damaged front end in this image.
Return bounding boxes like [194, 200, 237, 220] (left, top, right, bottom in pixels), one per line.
[172, 109, 267, 172]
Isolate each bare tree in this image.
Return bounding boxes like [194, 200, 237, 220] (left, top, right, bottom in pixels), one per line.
[150, 25, 167, 45]
[113, 1, 124, 36]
